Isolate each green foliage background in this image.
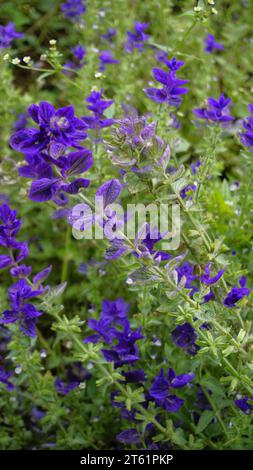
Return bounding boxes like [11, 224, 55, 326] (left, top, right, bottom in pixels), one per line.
[0, 0, 253, 450]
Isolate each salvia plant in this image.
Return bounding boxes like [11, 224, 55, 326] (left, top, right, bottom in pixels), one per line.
[0, 0, 252, 451]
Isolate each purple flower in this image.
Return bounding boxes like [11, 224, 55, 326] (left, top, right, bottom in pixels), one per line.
[180, 183, 197, 200]
[177, 261, 198, 293]
[205, 34, 224, 54]
[11, 103, 93, 203]
[61, 0, 86, 20]
[190, 159, 201, 175]
[84, 317, 116, 344]
[82, 91, 114, 139]
[55, 362, 91, 395]
[239, 103, 253, 149]
[145, 60, 189, 107]
[200, 263, 225, 285]
[125, 22, 149, 53]
[33, 265, 52, 286]
[0, 204, 21, 246]
[172, 322, 199, 356]
[202, 291, 215, 304]
[121, 369, 146, 383]
[223, 276, 250, 308]
[0, 367, 15, 392]
[0, 22, 23, 49]
[10, 102, 87, 154]
[116, 428, 141, 444]
[0, 279, 43, 337]
[84, 298, 143, 368]
[155, 49, 168, 63]
[164, 57, 185, 71]
[99, 50, 119, 72]
[149, 368, 194, 412]
[84, 298, 130, 344]
[102, 28, 117, 44]
[64, 45, 86, 71]
[0, 367, 14, 391]
[111, 107, 164, 167]
[96, 179, 122, 207]
[193, 94, 234, 124]
[135, 225, 171, 261]
[101, 298, 130, 322]
[234, 396, 252, 415]
[102, 325, 143, 368]
[72, 44, 86, 62]
[10, 264, 32, 278]
[55, 377, 79, 395]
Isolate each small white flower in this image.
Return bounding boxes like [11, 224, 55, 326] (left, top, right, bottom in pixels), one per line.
[49, 39, 57, 46]
[95, 72, 103, 78]
[40, 54, 47, 61]
[212, 7, 218, 14]
[208, 0, 215, 4]
[12, 58, 20, 65]
[194, 6, 202, 12]
[3, 53, 10, 61]
[23, 56, 31, 64]
[15, 366, 22, 375]
[40, 350, 47, 358]
[79, 382, 86, 390]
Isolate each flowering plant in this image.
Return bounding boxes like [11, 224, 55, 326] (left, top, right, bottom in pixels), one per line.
[0, 0, 252, 452]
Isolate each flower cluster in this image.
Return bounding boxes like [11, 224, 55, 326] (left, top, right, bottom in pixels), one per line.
[108, 105, 170, 172]
[84, 298, 144, 370]
[149, 368, 194, 412]
[0, 204, 50, 337]
[10, 101, 92, 203]
[145, 57, 189, 107]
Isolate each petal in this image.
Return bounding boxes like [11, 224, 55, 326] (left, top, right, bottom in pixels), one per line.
[152, 67, 169, 85]
[29, 178, 59, 202]
[96, 179, 122, 207]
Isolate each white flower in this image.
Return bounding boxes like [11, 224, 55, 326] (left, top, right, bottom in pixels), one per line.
[12, 58, 20, 65]
[23, 56, 31, 64]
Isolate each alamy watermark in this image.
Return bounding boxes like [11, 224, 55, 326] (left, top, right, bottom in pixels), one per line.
[69, 197, 181, 251]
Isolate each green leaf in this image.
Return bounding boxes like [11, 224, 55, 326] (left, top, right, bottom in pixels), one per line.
[196, 410, 215, 434]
